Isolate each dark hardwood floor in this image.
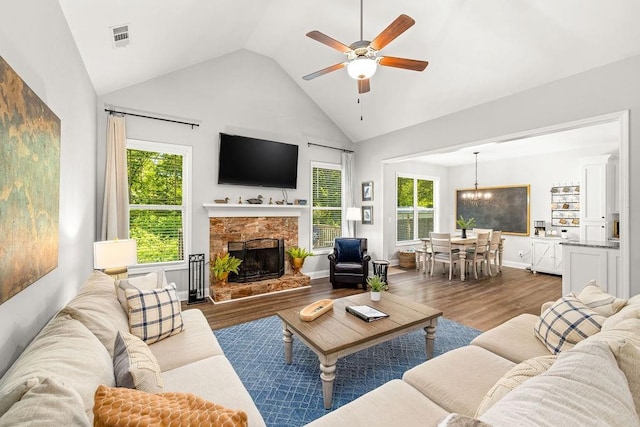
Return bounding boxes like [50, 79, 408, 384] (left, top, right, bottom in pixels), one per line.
[186, 265, 561, 332]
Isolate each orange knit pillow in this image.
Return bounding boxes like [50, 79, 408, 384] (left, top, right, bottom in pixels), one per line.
[93, 385, 248, 427]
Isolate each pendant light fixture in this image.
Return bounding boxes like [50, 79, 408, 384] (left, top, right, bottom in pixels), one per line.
[462, 152, 492, 206]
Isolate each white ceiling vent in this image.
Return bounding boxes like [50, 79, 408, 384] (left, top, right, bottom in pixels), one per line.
[110, 24, 130, 48]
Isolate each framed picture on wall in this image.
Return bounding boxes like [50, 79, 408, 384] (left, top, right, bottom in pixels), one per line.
[362, 206, 373, 225]
[362, 181, 373, 201]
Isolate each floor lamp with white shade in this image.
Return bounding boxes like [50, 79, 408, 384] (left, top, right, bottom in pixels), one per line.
[346, 207, 361, 238]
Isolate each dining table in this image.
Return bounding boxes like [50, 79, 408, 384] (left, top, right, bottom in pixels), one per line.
[419, 234, 504, 281]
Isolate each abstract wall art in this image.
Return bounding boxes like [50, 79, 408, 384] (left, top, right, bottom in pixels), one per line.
[0, 55, 60, 304]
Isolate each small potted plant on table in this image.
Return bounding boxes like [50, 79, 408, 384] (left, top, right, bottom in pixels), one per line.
[456, 215, 476, 239]
[286, 246, 313, 275]
[211, 252, 242, 285]
[367, 275, 388, 301]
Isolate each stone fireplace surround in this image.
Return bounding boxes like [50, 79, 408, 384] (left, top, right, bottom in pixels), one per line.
[205, 204, 310, 302]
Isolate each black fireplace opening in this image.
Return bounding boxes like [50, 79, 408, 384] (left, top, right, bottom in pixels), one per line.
[228, 238, 285, 283]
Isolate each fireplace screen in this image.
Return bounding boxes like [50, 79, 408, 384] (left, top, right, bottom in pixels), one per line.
[227, 238, 285, 283]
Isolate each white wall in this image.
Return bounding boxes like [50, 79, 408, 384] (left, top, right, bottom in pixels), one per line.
[97, 49, 351, 290]
[354, 54, 640, 296]
[0, 2, 97, 376]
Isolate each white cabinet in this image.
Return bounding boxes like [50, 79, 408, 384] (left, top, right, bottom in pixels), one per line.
[531, 238, 563, 275]
[562, 244, 621, 297]
[580, 155, 614, 241]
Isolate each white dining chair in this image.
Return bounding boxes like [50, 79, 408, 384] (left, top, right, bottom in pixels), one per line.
[486, 230, 503, 276]
[465, 232, 490, 279]
[429, 232, 460, 280]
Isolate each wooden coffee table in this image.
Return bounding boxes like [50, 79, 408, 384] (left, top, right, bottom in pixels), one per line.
[276, 292, 443, 409]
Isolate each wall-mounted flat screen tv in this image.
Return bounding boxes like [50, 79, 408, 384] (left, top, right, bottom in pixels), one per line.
[218, 133, 299, 189]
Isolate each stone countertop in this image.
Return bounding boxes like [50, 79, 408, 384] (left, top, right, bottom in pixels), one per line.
[559, 239, 620, 249]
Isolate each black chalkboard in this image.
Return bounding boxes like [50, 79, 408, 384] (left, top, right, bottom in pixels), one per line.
[455, 185, 530, 236]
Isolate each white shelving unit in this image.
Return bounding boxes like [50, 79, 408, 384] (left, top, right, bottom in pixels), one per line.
[550, 185, 580, 228]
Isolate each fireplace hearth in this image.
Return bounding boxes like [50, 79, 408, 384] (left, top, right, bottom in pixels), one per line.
[228, 238, 284, 283]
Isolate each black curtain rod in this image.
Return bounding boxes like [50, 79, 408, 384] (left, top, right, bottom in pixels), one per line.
[105, 109, 199, 129]
[307, 142, 354, 153]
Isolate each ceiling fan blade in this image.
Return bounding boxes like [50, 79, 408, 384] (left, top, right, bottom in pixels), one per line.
[379, 56, 429, 71]
[306, 31, 352, 53]
[303, 62, 346, 81]
[370, 14, 415, 51]
[358, 79, 370, 94]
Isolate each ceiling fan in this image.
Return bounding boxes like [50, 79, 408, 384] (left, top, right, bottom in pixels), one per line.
[302, 0, 429, 94]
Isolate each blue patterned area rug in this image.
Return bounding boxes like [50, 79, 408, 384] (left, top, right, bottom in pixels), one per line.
[215, 315, 481, 427]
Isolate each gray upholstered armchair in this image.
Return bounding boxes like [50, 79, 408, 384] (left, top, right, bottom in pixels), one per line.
[328, 238, 370, 289]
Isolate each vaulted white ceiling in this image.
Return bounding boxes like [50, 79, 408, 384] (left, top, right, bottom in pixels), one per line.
[58, 0, 640, 143]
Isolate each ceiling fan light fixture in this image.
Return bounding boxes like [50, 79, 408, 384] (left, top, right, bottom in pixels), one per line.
[347, 57, 377, 80]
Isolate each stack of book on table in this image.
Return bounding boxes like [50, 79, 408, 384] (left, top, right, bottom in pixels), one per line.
[346, 305, 389, 322]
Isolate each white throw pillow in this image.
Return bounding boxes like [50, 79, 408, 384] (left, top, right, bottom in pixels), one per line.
[475, 355, 557, 416]
[480, 340, 640, 426]
[534, 295, 606, 354]
[576, 280, 627, 316]
[113, 331, 163, 392]
[125, 284, 184, 344]
[116, 269, 167, 313]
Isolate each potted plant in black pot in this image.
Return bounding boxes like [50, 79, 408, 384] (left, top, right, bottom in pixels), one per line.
[456, 215, 476, 239]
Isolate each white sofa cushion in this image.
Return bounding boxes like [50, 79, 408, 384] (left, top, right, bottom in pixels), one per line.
[603, 293, 640, 330]
[402, 346, 515, 417]
[0, 314, 114, 420]
[150, 309, 224, 372]
[534, 295, 605, 354]
[162, 355, 266, 427]
[480, 340, 640, 426]
[126, 283, 184, 344]
[0, 377, 89, 426]
[470, 314, 549, 364]
[305, 379, 449, 427]
[59, 270, 130, 356]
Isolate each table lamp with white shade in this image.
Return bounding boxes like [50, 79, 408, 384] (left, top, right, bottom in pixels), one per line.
[346, 207, 361, 238]
[93, 239, 137, 280]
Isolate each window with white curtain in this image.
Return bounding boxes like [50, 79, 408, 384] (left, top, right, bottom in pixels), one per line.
[397, 174, 436, 243]
[126, 139, 191, 267]
[311, 162, 342, 251]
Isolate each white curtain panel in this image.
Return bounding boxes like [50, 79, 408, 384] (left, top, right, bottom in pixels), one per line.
[341, 151, 354, 237]
[101, 114, 129, 240]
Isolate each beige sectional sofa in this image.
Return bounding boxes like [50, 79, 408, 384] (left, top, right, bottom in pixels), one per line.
[308, 285, 640, 426]
[0, 271, 265, 426]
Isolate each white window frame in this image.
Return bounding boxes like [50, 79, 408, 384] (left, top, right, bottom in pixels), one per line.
[395, 173, 439, 245]
[127, 138, 192, 273]
[310, 161, 342, 254]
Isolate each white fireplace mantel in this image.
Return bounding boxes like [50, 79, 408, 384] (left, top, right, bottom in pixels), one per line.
[202, 203, 309, 218]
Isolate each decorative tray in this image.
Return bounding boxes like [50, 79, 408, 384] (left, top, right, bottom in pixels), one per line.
[299, 299, 334, 321]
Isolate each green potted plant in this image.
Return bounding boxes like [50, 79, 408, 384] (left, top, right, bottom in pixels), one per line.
[286, 246, 313, 274]
[367, 275, 388, 301]
[456, 215, 476, 239]
[211, 252, 242, 285]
